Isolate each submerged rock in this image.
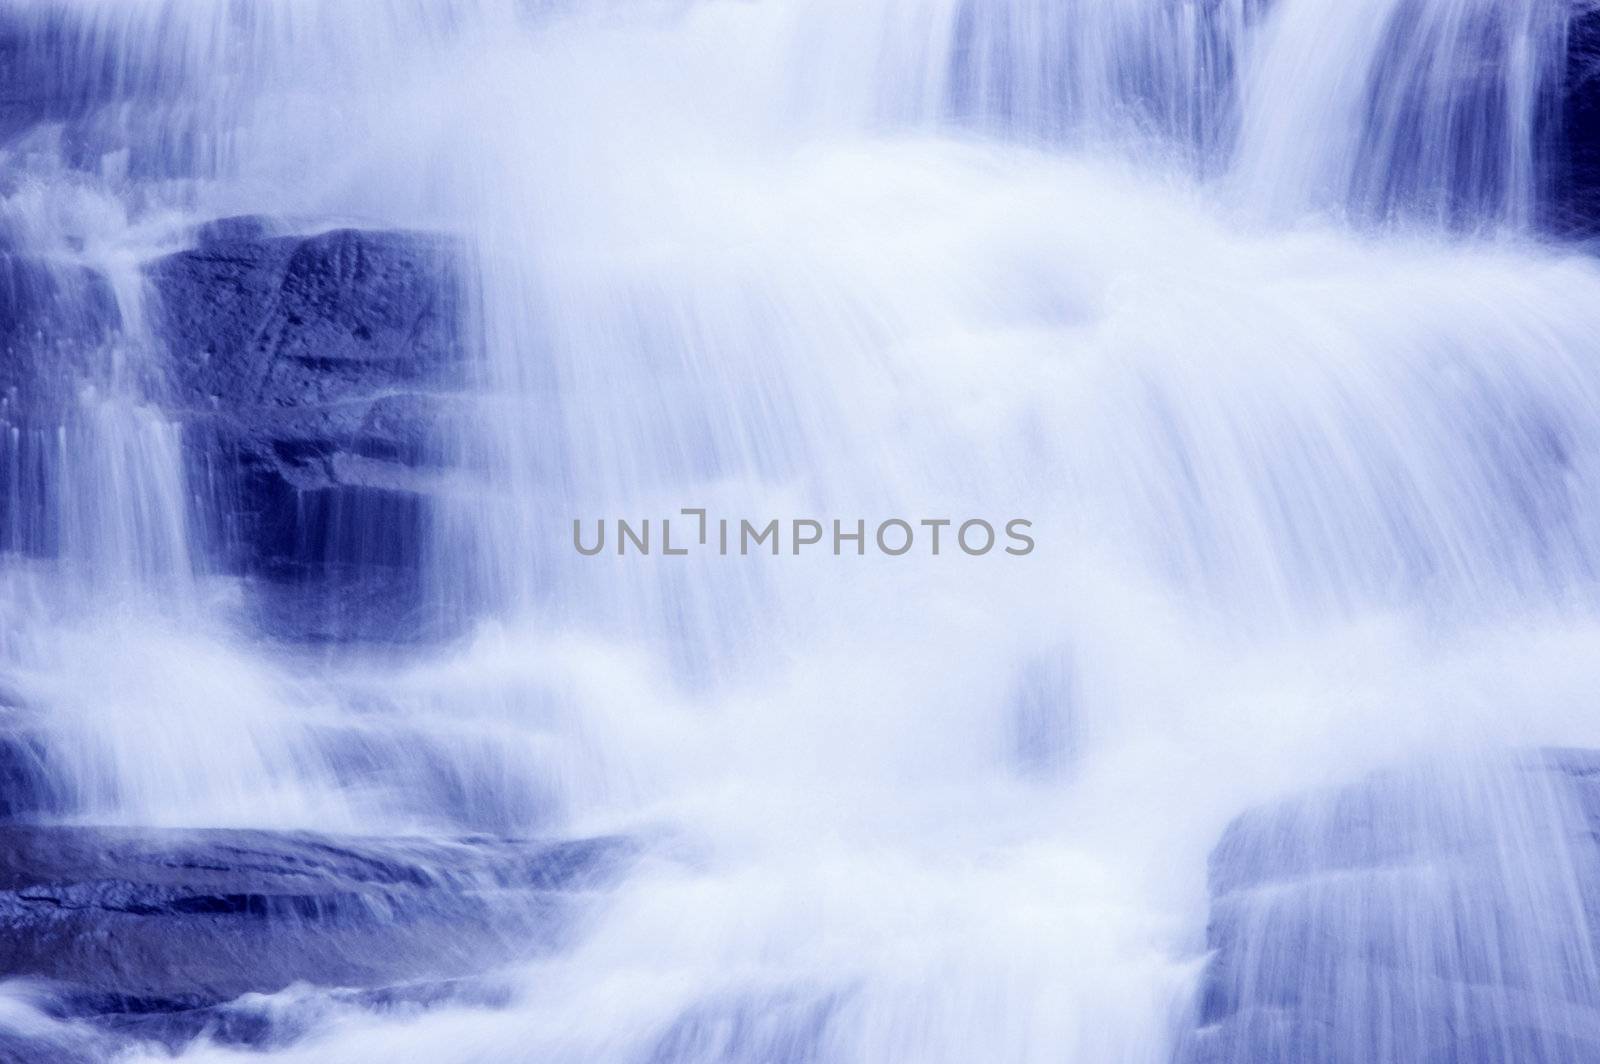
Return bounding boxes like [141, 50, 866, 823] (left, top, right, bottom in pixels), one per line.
[1177, 750, 1600, 1064]
[0, 252, 123, 561]
[0, 825, 628, 1057]
[0, 252, 120, 422]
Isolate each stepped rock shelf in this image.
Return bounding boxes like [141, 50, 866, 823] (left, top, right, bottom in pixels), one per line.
[0, 752, 1594, 1061]
[0, 824, 630, 1062]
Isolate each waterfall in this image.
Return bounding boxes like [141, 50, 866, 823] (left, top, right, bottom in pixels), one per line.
[4, 0, 1600, 1061]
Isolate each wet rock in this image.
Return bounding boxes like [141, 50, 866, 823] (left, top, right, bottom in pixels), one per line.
[1176, 751, 1600, 1064]
[1557, 8, 1600, 234]
[150, 219, 464, 496]
[0, 825, 628, 1055]
[0, 216, 471, 638]
[0, 727, 68, 822]
[146, 219, 469, 636]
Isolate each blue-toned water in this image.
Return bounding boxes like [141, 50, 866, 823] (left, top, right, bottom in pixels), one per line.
[5, 0, 1600, 1060]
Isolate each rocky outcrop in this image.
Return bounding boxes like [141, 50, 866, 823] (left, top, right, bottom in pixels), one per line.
[146, 218, 469, 639]
[0, 824, 628, 1059]
[1177, 750, 1600, 1064]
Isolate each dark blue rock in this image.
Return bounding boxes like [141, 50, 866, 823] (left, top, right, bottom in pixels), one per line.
[146, 219, 469, 640]
[0, 825, 629, 1056]
[0, 724, 69, 822]
[1556, 8, 1600, 234]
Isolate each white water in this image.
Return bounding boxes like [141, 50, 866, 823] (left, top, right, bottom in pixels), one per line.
[5, 0, 1600, 1060]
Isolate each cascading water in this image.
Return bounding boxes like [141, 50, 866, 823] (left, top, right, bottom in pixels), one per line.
[5, 0, 1600, 1060]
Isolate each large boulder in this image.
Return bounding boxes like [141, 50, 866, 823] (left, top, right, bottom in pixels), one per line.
[0, 824, 629, 1058]
[1176, 750, 1600, 1064]
[146, 218, 469, 639]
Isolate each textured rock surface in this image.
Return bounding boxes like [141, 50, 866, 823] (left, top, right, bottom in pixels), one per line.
[146, 218, 469, 637]
[0, 825, 628, 1057]
[1177, 751, 1600, 1064]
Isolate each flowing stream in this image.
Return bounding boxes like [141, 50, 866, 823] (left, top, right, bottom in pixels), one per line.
[6, 0, 1600, 1060]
